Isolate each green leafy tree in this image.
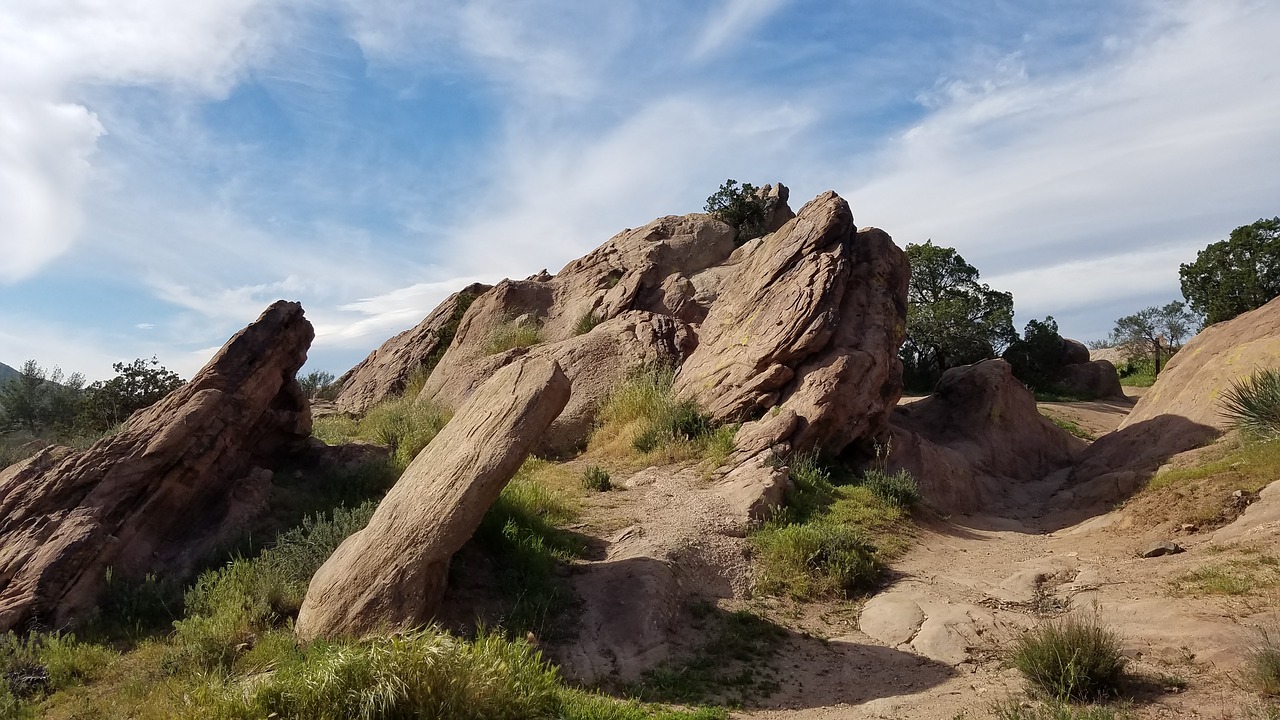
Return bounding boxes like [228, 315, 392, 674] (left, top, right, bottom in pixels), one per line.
[1003, 316, 1064, 391]
[1105, 301, 1198, 377]
[0, 360, 85, 434]
[1179, 217, 1280, 324]
[77, 357, 184, 433]
[299, 370, 338, 400]
[705, 179, 768, 244]
[902, 241, 1017, 389]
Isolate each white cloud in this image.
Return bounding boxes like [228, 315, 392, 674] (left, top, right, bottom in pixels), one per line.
[692, 0, 789, 60]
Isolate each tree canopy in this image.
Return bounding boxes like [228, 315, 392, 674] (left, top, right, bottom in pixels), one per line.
[901, 240, 1016, 390]
[1179, 217, 1280, 324]
[704, 179, 768, 245]
[1104, 301, 1198, 376]
[1002, 316, 1063, 391]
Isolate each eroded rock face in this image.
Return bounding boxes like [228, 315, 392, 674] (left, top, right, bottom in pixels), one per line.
[673, 191, 909, 456]
[888, 360, 1084, 513]
[0, 301, 314, 632]
[295, 357, 571, 641]
[332, 283, 490, 414]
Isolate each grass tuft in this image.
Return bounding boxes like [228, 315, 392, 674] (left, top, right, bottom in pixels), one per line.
[581, 465, 612, 492]
[1012, 614, 1128, 702]
[593, 366, 735, 465]
[574, 310, 605, 336]
[991, 697, 1136, 720]
[1245, 626, 1280, 697]
[1222, 369, 1280, 439]
[486, 317, 544, 354]
[860, 468, 920, 509]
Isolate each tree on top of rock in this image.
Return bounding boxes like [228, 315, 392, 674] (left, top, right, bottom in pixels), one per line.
[1179, 217, 1280, 324]
[1002, 316, 1064, 391]
[704, 179, 768, 245]
[1104, 301, 1198, 377]
[901, 240, 1016, 390]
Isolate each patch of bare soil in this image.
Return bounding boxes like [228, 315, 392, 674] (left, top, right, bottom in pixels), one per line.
[1036, 395, 1136, 438]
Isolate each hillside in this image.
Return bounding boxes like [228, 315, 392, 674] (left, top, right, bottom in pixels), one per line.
[0, 361, 18, 385]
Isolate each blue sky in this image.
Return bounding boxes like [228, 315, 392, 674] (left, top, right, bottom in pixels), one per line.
[2, 0, 1278, 380]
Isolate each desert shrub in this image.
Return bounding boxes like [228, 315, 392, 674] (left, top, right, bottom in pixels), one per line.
[752, 521, 879, 599]
[581, 465, 612, 492]
[1221, 368, 1280, 439]
[486, 317, 544, 354]
[1012, 614, 1127, 701]
[1246, 626, 1280, 696]
[860, 468, 920, 509]
[574, 311, 604, 336]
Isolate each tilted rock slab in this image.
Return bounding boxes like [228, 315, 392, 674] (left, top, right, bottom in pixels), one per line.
[0, 301, 314, 632]
[672, 191, 909, 456]
[295, 357, 571, 641]
[420, 215, 737, 410]
[332, 283, 490, 414]
[888, 359, 1084, 513]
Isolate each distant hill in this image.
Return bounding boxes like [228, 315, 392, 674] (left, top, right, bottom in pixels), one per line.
[0, 362, 18, 386]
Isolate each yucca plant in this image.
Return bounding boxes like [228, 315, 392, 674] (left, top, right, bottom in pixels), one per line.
[1221, 368, 1280, 439]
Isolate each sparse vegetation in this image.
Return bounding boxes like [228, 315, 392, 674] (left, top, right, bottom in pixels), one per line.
[1245, 626, 1280, 697]
[313, 392, 450, 470]
[1171, 553, 1280, 597]
[575, 310, 605, 336]
[592, 365, 736, 466]
[991, 697, 1136, 720]
[751, 455, 912, 600]
[1135, 437, 1280, 530]
[581, 465, 612, 491]
[486, 317, 544, 354]
[1041, 411, 1096, 440]
[1221, 368, 1280, 439]
[1011, 614, 1128, 702]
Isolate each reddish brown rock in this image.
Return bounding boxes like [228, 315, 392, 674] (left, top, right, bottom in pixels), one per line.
[888, 360, 1085, 513]
[295, 357, 571, 641]
[1060, 359, 1125, 400]
[672, 191, 909, 456]
[332, 283, 490, 414]
[0, 301, 314, 632]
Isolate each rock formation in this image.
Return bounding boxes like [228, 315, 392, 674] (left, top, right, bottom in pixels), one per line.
[295, 357, 571, 641]
[332, 283, 490, 414]
[1004, 331, 1123, 399]
[673, 191, 909, 456]
[0, 301, 314, 632]
[888, 360, 1084, 513]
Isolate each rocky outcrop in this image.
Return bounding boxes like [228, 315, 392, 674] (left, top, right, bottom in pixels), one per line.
[1004, 332, 1124, 399]
[888, 360, 1084, 513]
[332, 283, 489, 414]
[672, 191, 909, 456]
[0, 301, 314, 632]
[295, 357, 571, 641]
[1059, 359, 1124, 399]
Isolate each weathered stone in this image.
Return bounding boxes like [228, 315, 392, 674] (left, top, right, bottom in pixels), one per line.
[888, 360, 1085, 513]
[673, 191, 909, 456]
[295, 357, 571, 641]
[333, 283, 490, 414]
[1059, 360, 1125, 399]
[1140, 541, 1184, 558]
[0, 301, 314, 632]
[1060, 338, 1092, 366]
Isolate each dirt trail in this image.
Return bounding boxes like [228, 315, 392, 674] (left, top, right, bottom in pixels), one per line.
[735, 391, 1272, 719]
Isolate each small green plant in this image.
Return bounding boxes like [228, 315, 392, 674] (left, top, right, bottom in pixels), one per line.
[991, 697, 1136, 719]
[581, 465, 612, 492]
[860, 468, 920, 509]
[574, 310, 605, 336]
[1222, 368, 1280, 439]
[486, 317, 544, 354]
[1012, 614, 1127, 701]
[1246, 626, 1280, 696]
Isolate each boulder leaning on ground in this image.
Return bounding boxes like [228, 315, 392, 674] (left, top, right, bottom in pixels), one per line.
[295, 356, 571, 641]
[1066, 296, 1280, 505]
[673, 191, 910, 456]
[0, 301, 314, 632]
[889, 359, 1085, 513]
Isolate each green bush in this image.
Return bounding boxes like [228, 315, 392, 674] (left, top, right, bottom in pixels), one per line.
[860, 468, 920, 509]
[1221, 368, 1280, 439]
[581, 465, 612, 492]
[1012, 614, 1127, 701]
[1246, 626, 1280, 696]
[486, 317, 544, 354]
[752, 521, 880, 599]
[0, 631, 114, 702]
[597, 366, 729, 460]
[313, 395, 450, 470]
[704, 179, 769, 245]
[574, 311, 604, 336]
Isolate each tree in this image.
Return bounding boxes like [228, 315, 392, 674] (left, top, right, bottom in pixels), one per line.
[0, 360, 85, 434]
[901, 240, 1017, 389]
[705, 179, 768, 244]
[77, 357, 184, 433]
[299, 370, 338, 400]
[1003, 316, 1064, 391]
[1179, 217, 1280, 324]
[1105, 301, 1198, 377]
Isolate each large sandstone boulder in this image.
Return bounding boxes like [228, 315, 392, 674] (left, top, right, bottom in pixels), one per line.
[672, 191, 909, 456]
[332, 283, 490, 414]
[888, 360, 1085, 513]
[0, 301, 314, 632]
[1059, 359, 1124, 400]
[1064, 298, 1280, 505]
[419, 214, 741, 410]
[295, 357, 571, 641]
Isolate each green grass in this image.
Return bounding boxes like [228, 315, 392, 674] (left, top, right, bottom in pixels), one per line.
[1246, 627, 1280, 697]
[632, 605, 786, 707]
[1171, 553, 1280, 597]
[575, 310, 605, 336]
[1, 632, 115, 705]
[485, 317, 544, 354]
[581, 465, 612, 492]
[312, 394, 451, 470]
[1041, 411, 1096, 441]
[1115, 357, 1158, 388]
[991, 697, 1136, 720]
[1012, 614, 1128, 702]
[750, 455, 912, 600]
[592, 366, 736, 466]
[1222, 368, 1280, 439]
